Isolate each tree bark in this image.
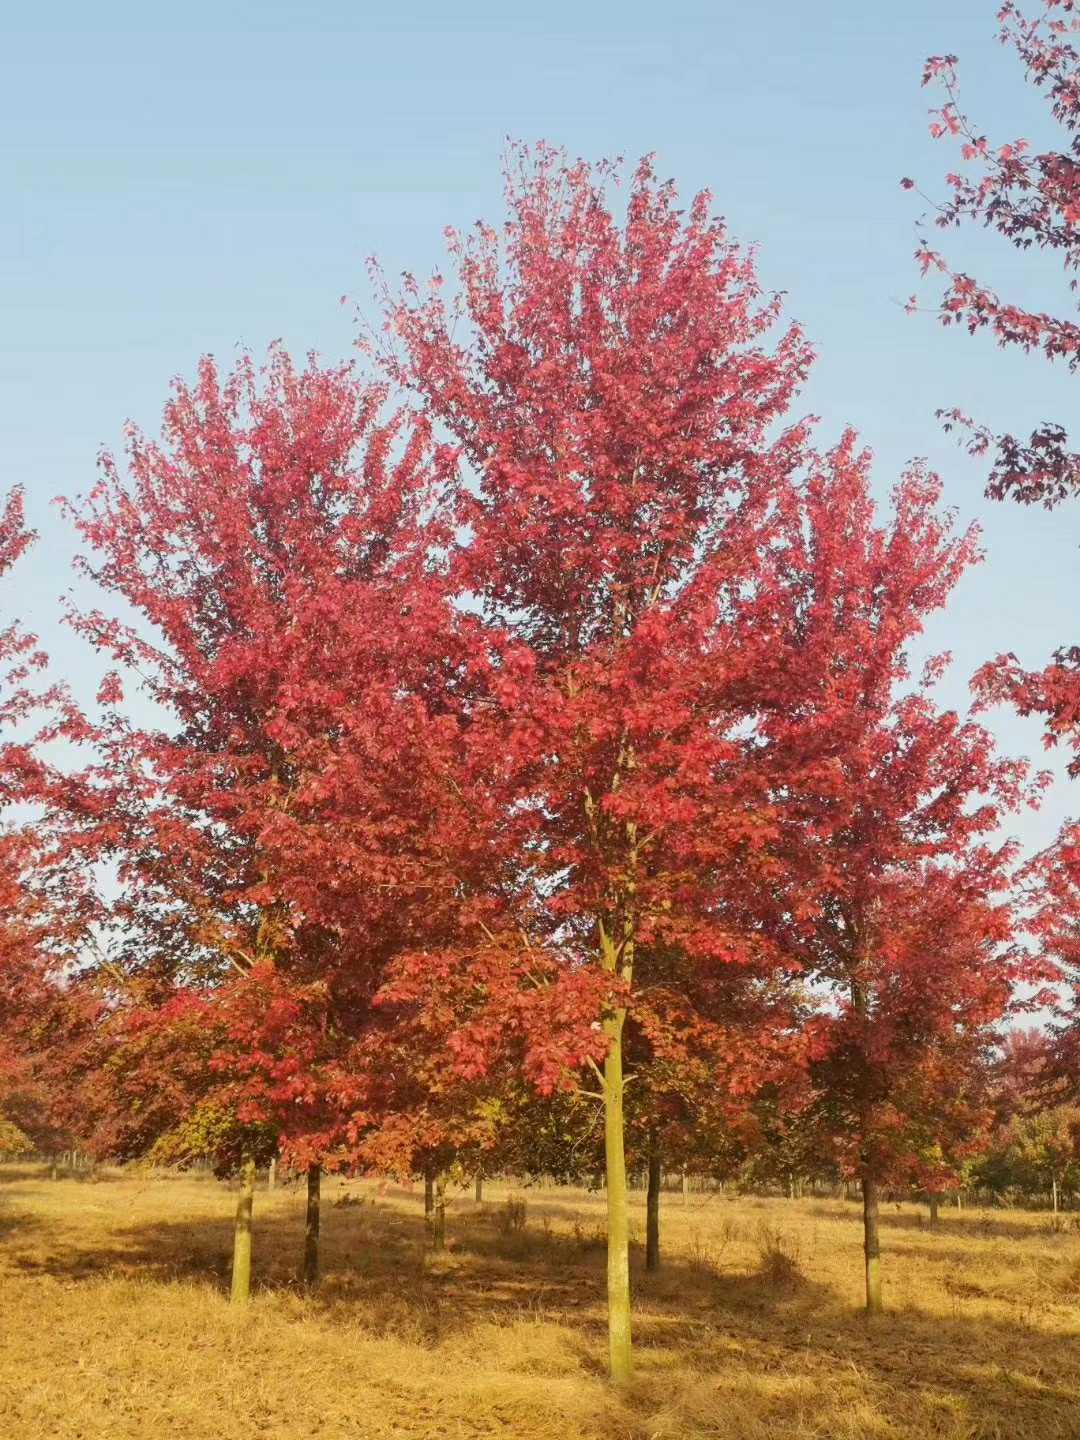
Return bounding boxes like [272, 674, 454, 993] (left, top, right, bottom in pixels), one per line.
[928, 1193, 939, 1230]
[432, 1173, 446, 1250]
[230, 1153, 256, 1304]
[645, 1151, 661, 1272]
[424, 1167, 434, 1223]
[267, 1156, 276, 1192]
[1053, 1174, 1059, 1215]
[862, 1172, 882, 1314]
[302, 1163, 321, 1290]
[474, 1174, 483, 1204]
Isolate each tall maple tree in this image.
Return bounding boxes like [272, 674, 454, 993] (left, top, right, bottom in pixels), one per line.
[380, 144, 822, 1380]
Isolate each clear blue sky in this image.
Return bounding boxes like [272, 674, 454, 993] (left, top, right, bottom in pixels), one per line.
[4, 0, 1077, 859]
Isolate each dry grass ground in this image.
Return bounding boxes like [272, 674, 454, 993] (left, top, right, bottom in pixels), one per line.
[3, 1164, 1080, 1439]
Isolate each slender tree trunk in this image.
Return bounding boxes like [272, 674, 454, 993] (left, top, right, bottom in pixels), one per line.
[681, 1170, 689, 1207]
[268, 1156, 276, 1192]
[424, 1167, 434, 1223]
[432, 1173, 446, 1250]
[1053, 1174, 1059, 1216]
[862, 1173, 882, 1314]
[592, 721, 637, 1385]
[602, 1005, 632, 1382]
[230, 1153, 256, 1305]
[302, 1163, 321, 1289]
[928, 1193, 939, 1230]
[645, 1151, 661, 1272]
[474, 1174, 483, 1204]
[850, 967, 881, 1316]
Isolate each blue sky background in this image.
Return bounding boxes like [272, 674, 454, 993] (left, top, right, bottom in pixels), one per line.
[3, 0, 1077, 859]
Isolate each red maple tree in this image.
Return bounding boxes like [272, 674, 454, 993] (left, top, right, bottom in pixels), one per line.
[760, 436, 1048, 1309]
[0, 488, 89, 1160]
[57, 348, 461, 1294]
[378, 143, 831, 1380]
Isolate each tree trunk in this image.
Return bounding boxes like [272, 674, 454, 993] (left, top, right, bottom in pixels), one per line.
[681, 1170, 689, 1207]
[474, 1174, 483, 1204]
[267, 1156, 276, 1192]
[230, 1153, 256, 1305]
[862, 1173, 882, 1314]
[432, 1173, 446, 1250]
[302, 1163, 321, 1290]
[602, 1006, 633, 1382]
[424, 1167, 434, 1223]
[645, 1151, 661, 1272]
[1053, 1174, 1059, 1215]
[928, 1193, 939, 1230]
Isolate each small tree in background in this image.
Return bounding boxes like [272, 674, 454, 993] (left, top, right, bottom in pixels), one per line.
[760, 437, 1046, 1312]
[56, 350, 453, 1298]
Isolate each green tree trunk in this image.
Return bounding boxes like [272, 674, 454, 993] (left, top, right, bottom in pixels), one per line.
[603, 1006, 633, 1382]
[862, 1173, 882, 1314]
[302, 1163, 321, 1289]
[230, 1153, 256, 1305]
[645, 1151, 661, 1272]
[592, 736, 637, 1385]
[432, 1173, 446, 1250]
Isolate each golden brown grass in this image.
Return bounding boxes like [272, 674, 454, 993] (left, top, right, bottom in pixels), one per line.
[3, 1164, 1080, 1439]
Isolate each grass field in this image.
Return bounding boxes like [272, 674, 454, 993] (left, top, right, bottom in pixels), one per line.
[3, 1164, 1080, 1439]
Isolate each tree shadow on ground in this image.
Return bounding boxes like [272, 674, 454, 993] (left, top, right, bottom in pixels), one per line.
[4, 1184, 838, 1339]
[0, 1161, 127, 1189]
[0, 1207, 38, 1242]
[800, 1200, 1065, 1243]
